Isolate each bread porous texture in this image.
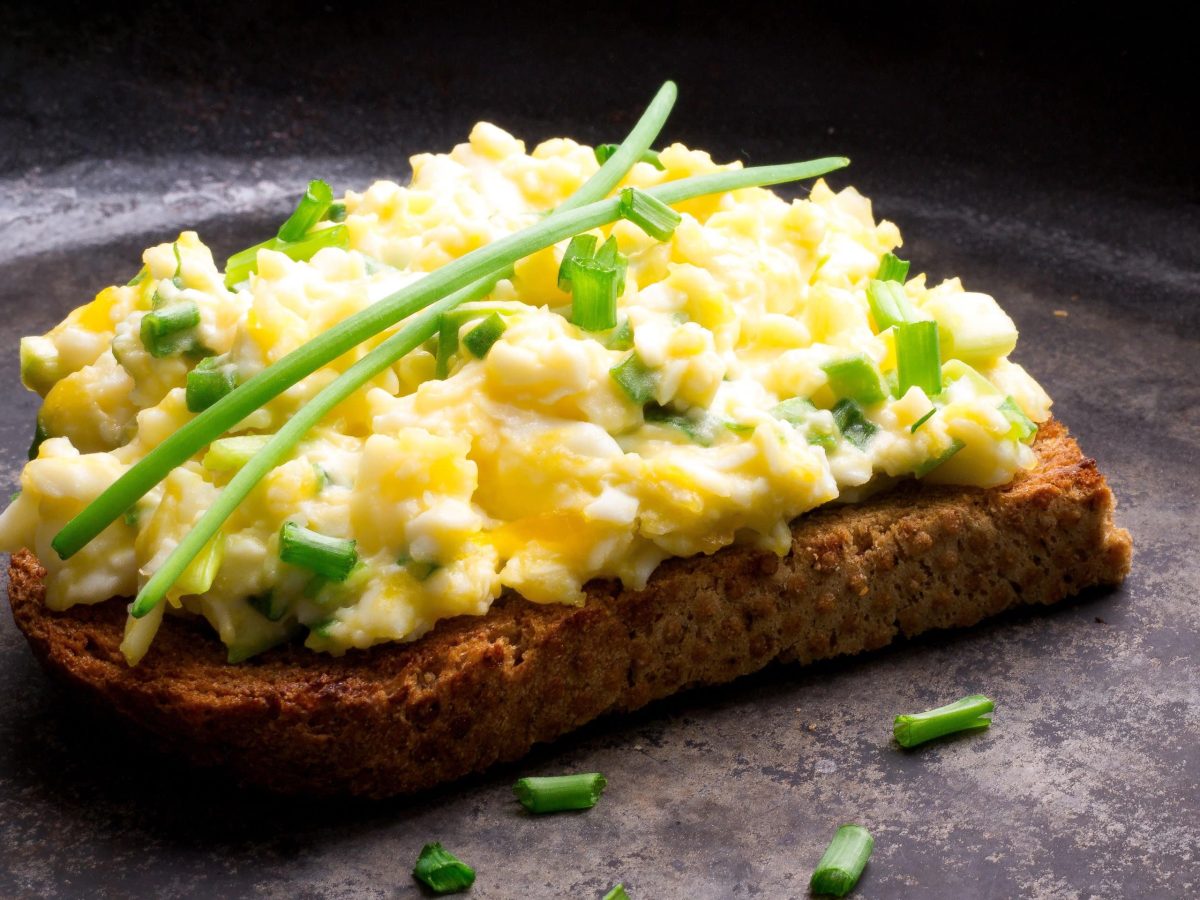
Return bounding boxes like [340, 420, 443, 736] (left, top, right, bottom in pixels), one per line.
[6, 419, 1130, 798]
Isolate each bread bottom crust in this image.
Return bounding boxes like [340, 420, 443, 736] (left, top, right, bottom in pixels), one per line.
[6, 418, 1131, 797]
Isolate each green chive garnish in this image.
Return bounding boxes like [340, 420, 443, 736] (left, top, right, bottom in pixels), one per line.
[619, 186, 682, 241]
[513, 773, 607, 813]
[643, 403, 716, 446]
[610, 352, 657, 404]
[913, 438, 965, 477]
[224, 224, 349, 289]
[605, 318, 634, 350]
[822, 355, 888, 406]
[910, 408, 936, 433]
[894, 320, 942, 397]
[278, 521, 358, 582]
[202, 434, 273, 472]
[876, 252, 910, 284]
[28, 416, 49, 461]
[277, 179, 334, 242]
[248, 590, 287, 622]
[462, 312, 506, 358]
[831, 398, 877, 450]
[186, 356, 239, 413]
[569, 257, 622, 331]
[866, 279, 918, 332]
[324, 201, 347, 223]
[893, 693, 994, 747]
[770, 397, 837, 449]
[810, 824, 874, 897]
[999, 396, 1037, 442]
[557, 233, 599, 290]
[595, 143, 664, 170]
[603, 885, 631, 900]
[140, 301, 200, 358]
[412, 842, 476, 895]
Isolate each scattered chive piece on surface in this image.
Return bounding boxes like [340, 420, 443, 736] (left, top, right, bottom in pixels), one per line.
[999, 396, 1037, 442]
[557, 233, 599, 290]
[277, 522, 358, 583]
[618, 187, 682, 241]
[770, 396, 817, 425]
[822, 355, 888, 406]
[866, 279, 918, 332]
[910, 408, 937, 433]
[810, 824, 874, 897]
[894, 320, 942, 397]
[140, 301, 200, 357]
[603, 885, 631, 900]
[876, 252, 910, 284]
[893, 693, 994, 747]
[186, 357, 239, 413]
[610, 352, 658, 404]
[605, 318, 634, 350]
[594, 143, 664, 170]
[831, 398, 878, 450]
[644, 403, 715, 446]
[914, 437, 965, 477]
[512, 773, 607, 813]
[277, 179, 334, 242]
[463, 312, 507, 358]
[412, 842, 476, 895]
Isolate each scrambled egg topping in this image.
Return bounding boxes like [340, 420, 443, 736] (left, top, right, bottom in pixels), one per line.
[0, 123, 1052, 662]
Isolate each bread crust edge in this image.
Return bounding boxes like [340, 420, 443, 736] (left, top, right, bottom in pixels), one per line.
[6, 418, 1132, 797]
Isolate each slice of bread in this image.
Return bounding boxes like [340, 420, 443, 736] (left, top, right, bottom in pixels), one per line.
[5, 418, 1131, 798]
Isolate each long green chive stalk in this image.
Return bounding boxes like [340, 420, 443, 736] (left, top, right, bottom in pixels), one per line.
[893, 693, 994, 747]
[512, 773, 607, 813]
[810, 824, 874, 897]
[56, 158, 849, 569]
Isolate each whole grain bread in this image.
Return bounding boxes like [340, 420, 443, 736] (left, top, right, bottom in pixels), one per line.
[6, 418, 1131, 797]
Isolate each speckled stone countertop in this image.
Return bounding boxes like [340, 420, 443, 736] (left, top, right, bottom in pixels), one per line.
[1, 6, 1196, 898]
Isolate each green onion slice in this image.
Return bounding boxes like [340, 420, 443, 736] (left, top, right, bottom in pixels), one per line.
[822, 355, 888, 406]
[831, 398, 877, 450]
[463, 312, 507, 358]
[412, 842, 476, 895]
[513, 773, 607, 813]
[893, 693, 994, 747]
[605, 318, 634, 350]
[643, 403, 716, 446]
[866, 279, 919, 332]
[557, 233, 599, 290]
[610, 352, 657, 404]
[595, 143, 664, 170]
[913, 438, 965, 477]
[619, 186, 682, 241]
[140, 301, 200, 358]
[603, 885, 631, 900]
[186, 356, 239, 413]
[876, 252, 910, 283]
[894, 320, 942, 397]
[277, 521, 358, 583]
[277, 179, 334, 242]
[810, 824, 874, 897]
[570, 257, 621, 331]
[224, 224, 349, 289]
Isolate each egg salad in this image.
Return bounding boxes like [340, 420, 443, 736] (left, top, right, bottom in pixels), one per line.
[0, 123, 1051, 664]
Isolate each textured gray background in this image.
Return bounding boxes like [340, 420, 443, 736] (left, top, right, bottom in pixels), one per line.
[1, 4, 1197, 898]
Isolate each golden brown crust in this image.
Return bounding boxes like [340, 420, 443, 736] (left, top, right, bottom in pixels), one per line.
[6, 418, 1131, 797]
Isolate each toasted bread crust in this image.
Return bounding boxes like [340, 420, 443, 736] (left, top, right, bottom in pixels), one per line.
[6, 419, 1131, 797]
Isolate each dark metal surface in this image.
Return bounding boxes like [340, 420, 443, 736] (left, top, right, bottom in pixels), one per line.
[1, 6, 1196, 898]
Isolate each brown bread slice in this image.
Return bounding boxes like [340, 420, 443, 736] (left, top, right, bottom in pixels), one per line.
[5, 418, 1131, 798]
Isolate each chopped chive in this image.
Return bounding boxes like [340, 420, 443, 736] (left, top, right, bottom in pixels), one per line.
[603, 885, 631, 900]
[605, 318, 634, 350]
[557, 233, 599, 290]
[278, 180, 334, 242]
[595, 143, 665, 170]
[619, 187, 681, 241]
[594, 236, 627, 295]
[513, 773, 607, 813]
[643, 403, 716, 446]
[140, 301, 200, 358]
[324, 201, 347, 223]
[463, 312, 507, 358]
[400, 557, 440, 581]
[895, 320, 942, 397]
[412, 843, 475, 895]
[309, 616, 336, 638]
[914, 438, 965, 477]
[810, 824, 874, 897]
[127, 266, 149, 286]
[771, 397, 837, 450]
[202, 434, 274, 472]
[122, 506, 139, 527]
[277, 522, 358, 583]
[866, 279, 918, 332]
[223, 224, 348, 288]
[570, 258, 620, 331]
[28, 417, 49, 461]
[831, 398, 878, 450]
[999, 396, 1037, 443]
[894, 693, 994, 747]
[248, 590, 288, 622]
[435, 312, 460, 379]
[876, 252, 910, 284]
[186, 357, 239, 413]
[822, 355, 888, 406]
[610, 352, 657, 404]
[910, 408, 936, 433]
